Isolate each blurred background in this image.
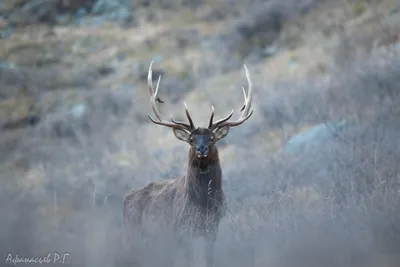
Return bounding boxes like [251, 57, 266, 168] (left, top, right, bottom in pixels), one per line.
[1, 0, 400, 266]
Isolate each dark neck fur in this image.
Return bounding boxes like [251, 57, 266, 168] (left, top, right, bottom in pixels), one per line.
[184, 146, 223, 208]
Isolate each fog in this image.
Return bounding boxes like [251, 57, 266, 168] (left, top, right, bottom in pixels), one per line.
[1, 0, 400, 266]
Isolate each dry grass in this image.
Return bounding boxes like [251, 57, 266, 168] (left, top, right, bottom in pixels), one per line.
[1, 0, 400, 266]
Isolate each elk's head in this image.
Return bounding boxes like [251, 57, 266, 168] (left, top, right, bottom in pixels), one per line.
[147, 62, 253, 160]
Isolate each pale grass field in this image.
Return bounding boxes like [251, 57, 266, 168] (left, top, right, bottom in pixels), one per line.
[1, 0, 400, 266]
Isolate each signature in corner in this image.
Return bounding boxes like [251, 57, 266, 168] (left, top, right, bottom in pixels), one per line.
[5, 252, 70, 265]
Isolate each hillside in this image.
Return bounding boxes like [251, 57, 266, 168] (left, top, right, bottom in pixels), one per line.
[1, 0, 400, 266]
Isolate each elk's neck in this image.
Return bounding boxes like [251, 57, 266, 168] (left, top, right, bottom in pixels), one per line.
[184, 147, 223, 202]
[186, 159, 222, 188]
[187, 147, 221, 183]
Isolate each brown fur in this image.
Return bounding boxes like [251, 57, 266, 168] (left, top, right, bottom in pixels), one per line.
[123, 142, 226, 234]
[123, 128, 226, 266]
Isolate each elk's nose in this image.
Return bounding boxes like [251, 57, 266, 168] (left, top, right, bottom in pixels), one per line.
[196, 145, 208, 158]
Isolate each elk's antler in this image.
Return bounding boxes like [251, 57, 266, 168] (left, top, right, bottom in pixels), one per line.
[147, 61, 196, 132]
[208, 64, 254, 131]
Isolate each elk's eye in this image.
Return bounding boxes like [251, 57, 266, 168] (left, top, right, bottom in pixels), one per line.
[189, 137, 194, 143]
[210, 137, 214, 142]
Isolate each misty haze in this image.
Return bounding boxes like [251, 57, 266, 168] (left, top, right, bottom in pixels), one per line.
[1, 0, 400, 267]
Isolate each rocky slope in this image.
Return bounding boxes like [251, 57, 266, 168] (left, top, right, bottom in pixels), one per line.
[1, 0, 400, 266]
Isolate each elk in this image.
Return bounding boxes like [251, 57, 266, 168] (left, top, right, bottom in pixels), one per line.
[123, 62, 254, 267]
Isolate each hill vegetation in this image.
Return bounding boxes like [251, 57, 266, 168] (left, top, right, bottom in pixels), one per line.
[1, 0, 400, 266]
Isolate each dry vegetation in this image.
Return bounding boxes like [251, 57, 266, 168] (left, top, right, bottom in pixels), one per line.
[1, 0, 400, 266]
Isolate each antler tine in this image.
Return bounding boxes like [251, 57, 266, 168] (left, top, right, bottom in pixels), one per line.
[240, 86, 247, 112]
[208, 102, 236, 130]
[184, 101, 195, 129]
[148, 61, 164, 121]
[239, 64, 253, 118]
[148, 62, 164, 104]
[155, 76, 164, 103]
[208, 64, 254, 130]
[208, 109, 234, 131]
[208, 105, 215, 128]
[168, 102, 196, 130]
[171, 116, 192, 129]
[147, 61, 192, 130]
[213, 110, 234, 124]
[221, 109, 254, 127]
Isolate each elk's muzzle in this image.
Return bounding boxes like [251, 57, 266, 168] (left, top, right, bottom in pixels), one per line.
[196, 145, 209, 158]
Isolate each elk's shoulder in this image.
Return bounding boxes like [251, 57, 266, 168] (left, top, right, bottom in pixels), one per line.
[124, 178, 178, 203]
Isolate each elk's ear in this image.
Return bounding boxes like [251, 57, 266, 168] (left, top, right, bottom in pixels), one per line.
[214, 125, 230, 141]
[173, 128, 191, 142]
